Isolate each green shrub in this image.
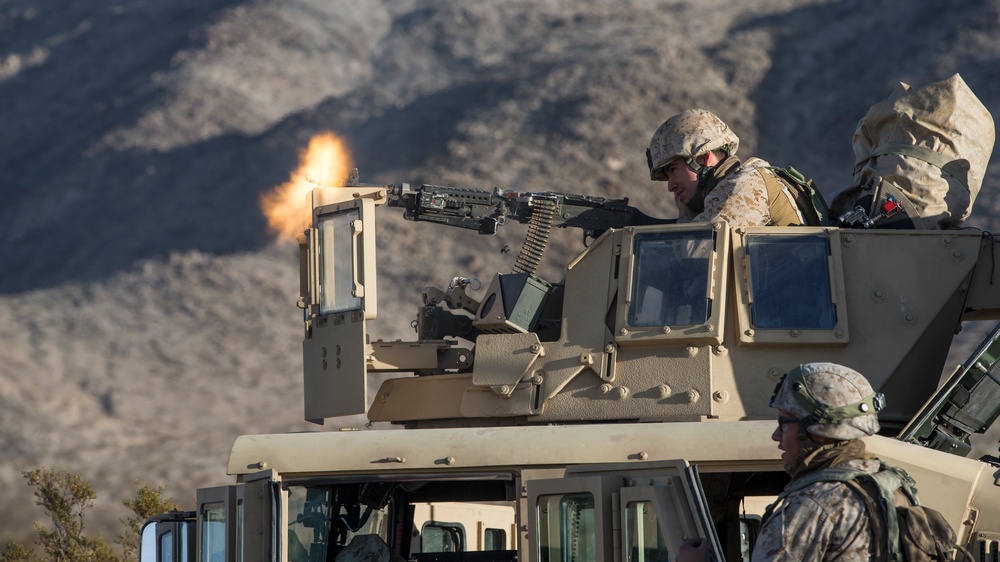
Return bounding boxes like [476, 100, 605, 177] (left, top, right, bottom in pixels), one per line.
[1, 468, 179, 562]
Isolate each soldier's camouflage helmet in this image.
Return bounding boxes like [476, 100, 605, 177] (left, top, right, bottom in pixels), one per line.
[646, 109, 739, 181]
[770, 362, 884, 440]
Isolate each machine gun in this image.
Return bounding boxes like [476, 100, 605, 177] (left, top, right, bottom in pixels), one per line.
[386, 182, 673, 274]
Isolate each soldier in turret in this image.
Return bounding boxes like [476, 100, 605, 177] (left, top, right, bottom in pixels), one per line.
[646, 109, 816, 226]
[679, 362, 891, 562]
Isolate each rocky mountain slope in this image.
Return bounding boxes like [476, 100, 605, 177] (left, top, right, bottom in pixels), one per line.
[1, 0, 999, 542]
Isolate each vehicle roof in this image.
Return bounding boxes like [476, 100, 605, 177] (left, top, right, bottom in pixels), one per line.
[227, 420, 783, 476]
[227, 419, 992, 529]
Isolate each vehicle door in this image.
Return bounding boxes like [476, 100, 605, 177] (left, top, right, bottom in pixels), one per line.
[527, 460, 722, 562]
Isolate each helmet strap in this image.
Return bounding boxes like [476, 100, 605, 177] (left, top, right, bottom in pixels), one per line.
[793, 382, 885, 425]
[686, 154, 740, 214]
[687, 179, 710, 214]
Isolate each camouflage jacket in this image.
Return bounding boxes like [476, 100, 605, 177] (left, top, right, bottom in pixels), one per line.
[679, 157, 806, 227]
[752, 458, 881, 562]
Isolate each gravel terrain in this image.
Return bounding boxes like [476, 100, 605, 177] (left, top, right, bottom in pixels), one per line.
[1, 0, 999, 542]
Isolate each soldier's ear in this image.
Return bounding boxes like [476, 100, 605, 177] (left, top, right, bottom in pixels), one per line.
[696, 152, 718, 167]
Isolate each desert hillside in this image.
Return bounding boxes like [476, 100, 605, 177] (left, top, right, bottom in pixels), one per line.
[1, 0, 999, 542]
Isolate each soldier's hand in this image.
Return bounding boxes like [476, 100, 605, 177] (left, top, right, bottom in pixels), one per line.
[674, 196, 696, 220]
[677, 537, 710, 562]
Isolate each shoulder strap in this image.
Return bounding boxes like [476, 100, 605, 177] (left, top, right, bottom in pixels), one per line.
[844, 478, 889, 562]
[870, 464, 921, 505]
[859, 470, 905, 562]
[865, 144, 970, 190]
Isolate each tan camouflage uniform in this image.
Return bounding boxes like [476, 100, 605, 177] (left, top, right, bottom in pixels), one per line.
[756, 363, 885, 562]
[678, 158, 805, 227]
[648, 110, 809, 227]
[753, 458, 880, 562]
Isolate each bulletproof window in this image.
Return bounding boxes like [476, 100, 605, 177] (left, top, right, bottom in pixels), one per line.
[536, 492, 597, 562]
[745, 235, 836, 330]
[200, 502, 226, 562]
[624, 501, 670, 562]
[282, 477, 515, 560]
[287, 487, 334, 562]
[421, 522, 466, 553]
[616, 224, 728, 346]
[159, 531, 174, 562]
[235, 499, 244, 562]
[628, 230, 715, 327]
[484, 528, 507, 550]
[733, 228, 848, 345]
[181, 524, 191, 562]
[316, 208, 362, 315]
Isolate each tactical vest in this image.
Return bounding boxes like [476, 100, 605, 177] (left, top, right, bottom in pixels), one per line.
[701, 158, 830, 227]
[764, 462, 958, 562]
[756, 166, 831, 227]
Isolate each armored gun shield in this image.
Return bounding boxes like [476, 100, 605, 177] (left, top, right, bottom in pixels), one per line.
[301, 187, 382, 422]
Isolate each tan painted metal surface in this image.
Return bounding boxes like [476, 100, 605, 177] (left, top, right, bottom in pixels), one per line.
[302, 186, 998, 429]
[227, 420, 781, 476]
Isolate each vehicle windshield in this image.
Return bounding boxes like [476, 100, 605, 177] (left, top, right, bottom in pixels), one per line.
[286, 477, 516, 561]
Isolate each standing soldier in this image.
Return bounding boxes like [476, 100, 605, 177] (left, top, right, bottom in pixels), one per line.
[646, 109, 820, 226]
[754, 362, 886, 562]
[679, 362, 895, 562]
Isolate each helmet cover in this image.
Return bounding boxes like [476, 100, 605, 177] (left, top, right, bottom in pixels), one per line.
[646, 109, 740, 181]
[769, 362, 884, 439]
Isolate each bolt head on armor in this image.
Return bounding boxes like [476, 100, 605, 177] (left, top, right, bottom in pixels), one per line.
[770, 362, 882, 440]
[646, 109, 740, 181]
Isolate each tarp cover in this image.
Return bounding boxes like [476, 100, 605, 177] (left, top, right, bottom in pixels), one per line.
[832, 74, 995, 228]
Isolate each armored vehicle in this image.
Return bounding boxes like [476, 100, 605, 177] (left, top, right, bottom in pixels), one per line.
[141, 179, 1000, 562]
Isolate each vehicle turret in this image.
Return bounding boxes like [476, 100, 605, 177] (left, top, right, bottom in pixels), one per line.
[299, 178, 1000, 449]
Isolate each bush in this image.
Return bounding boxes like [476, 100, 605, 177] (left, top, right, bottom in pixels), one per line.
[0, 468, 179, 562]
[117, 483, 181, 561]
